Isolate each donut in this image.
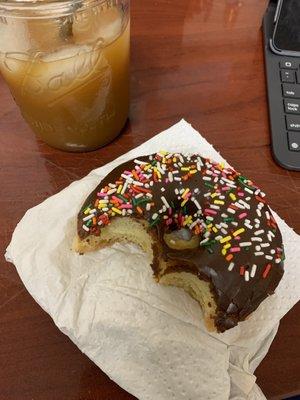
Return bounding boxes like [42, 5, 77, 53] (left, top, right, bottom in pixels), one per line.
[74, 152, 284, 332]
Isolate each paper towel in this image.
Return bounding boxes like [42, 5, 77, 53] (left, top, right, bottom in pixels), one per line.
[5, 120, 300, 400]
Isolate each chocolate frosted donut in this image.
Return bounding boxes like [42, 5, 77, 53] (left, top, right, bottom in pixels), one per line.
[74, 152, 284, 332]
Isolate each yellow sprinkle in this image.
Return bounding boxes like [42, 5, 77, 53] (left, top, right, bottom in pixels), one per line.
[214, 200, 225, 205]
[181, 199, 188, 207]
[173, 157, 177, 162]
[220, 162, 225, 169]
[181, 167, 190, 171]
[160, 150, 168, 155]
[229, 193, 237, 201]
[144, 164, 151, 171]
[182, 188, 190, 198]
[233, 228, 245, 237]
[189, 169, 197, 174]
[84, 208, 90, 215]
[222, 249, 227, 256]
[211, 193, 218, 198]
[154, 167, 161, 179]
[224, 243, 231, 250]
[220, 235, 232, 243]
[112, 207, 122, 215]
[117, 185, 122, 194]
[162, 157, 166, 164]
[111, 212, 116, 216]
[212, 227, 218, 233]
[207, 224, 213, 229]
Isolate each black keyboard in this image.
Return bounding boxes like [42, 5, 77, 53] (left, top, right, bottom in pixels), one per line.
[263, 2, 300, 170]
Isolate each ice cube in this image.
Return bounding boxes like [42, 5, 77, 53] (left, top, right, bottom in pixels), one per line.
[72, 5, 123, 46]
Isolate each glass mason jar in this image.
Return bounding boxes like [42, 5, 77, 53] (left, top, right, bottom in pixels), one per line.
[0, 0, 130, 151]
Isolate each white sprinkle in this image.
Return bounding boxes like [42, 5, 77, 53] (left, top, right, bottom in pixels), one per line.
[180, 188, 185, 194]
[174, 177, 181, 181]
[231, 221, 238, 226]
[221, 213, 228, 218]
[122, 209, 126, 216]
[251, 237, 263, 242]
[228, 262, 235, 271]
[240, 242, 252, 247]
[156, 162, 165, 175]
[197, 162, 202, 171]
[152, 213, 158, 220]
[244, 187, 253, 194]
[121, 180, 129, 195]
[261, 243, 270, 248]
[265, 211, 270, 220]
[213, 177, 218, 183]
[194, 188, 200, 194]
[134, 159, 147, 165]
[128, 209, 133, 214]
[89, 208, 97, 214]
[227, 208, 236, 214]
[256, 209, 262, 217]
[221, 228, 228, 235]
[172, 170, 179, 174]
[255, 224, 260, 229]
[234, 202, 245, 209]
[245, 197, 251, 201]
[206, 170, 213, 175]
[255, 189, 260, 195]
[210, 204, 220, 210]
[161, 196, 171, 209]
[146, 192, 153, 198]
[97, 220, 103, 226]
[189, 220, 198, 230]
[133, 180, 144, 187]
[255, 251, 264, 256]
[244, 223, 253, 229]
[250, 264, 257, 278]
[255, 245, 261, 251]
[175, 188, 179, 195]
[266, 255, 273, 260]
[161, 187, 165, 192]
[254, 229, 264, 236]
[204, 231, 211, 238]
[239, 199, 250, 209]
[219, 195, 225, 200]
[258, 202, 264, 209]
[121, 173, 133, 181]
[203, 176, 211, 181]
[102, 208, 108, 212]
[220, 222, 228, 228]
[275, 258, 281, 264]
[204, 192, 211, 197]
[260, 191, 266, 197]
[145, 183, 150, 189]
[108, 183, 116, 188]
[215, 235, 223, 241]
[83, 214, 95, 221]
[168, 171, 173, 182]
[200, 237, 209, 245]
[206, 216, 214, 221]
[268, 230, 275, 237]
[270, 249, 275, 254]
[193, 199, 202, 210]
[166, 153, 173, 159]
[135, 193, 143, 199]
[245, 271, 250, 282]
[82, 225, 90, 232]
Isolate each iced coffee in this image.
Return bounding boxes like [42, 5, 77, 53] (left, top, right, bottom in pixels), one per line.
[0, 0, 130, 151]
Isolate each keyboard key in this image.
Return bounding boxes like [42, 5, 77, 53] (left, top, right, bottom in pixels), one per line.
[288, 132, 300, 151]
[284, 99, 300, 114]
[282, 84, 300, 98]
[286, 115, 300, 131]
[281, 70, 296, 83]
[280, 60, 298, 69]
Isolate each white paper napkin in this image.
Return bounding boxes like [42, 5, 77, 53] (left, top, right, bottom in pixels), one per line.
[5, 120, 300, 400]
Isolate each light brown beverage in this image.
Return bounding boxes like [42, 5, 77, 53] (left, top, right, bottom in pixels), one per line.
[0, 2, 130, 151]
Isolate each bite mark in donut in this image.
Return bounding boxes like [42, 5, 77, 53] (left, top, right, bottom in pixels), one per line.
[73, 152, 284, 332]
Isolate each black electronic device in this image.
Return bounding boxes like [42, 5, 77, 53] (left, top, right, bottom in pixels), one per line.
[263, 0, 300, 170]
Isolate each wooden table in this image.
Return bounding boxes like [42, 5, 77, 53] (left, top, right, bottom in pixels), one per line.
[0, 0, 299, 399]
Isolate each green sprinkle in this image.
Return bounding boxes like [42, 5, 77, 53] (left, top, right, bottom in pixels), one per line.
[149, 216, 160, 228]
[204, 182, 214, 189]
[201, 240, 216, 247]
[223, 217, 234, 222]
[206, 247, 214, 254]
[136, 198, 150, 205]
[117, 194, 128, 202]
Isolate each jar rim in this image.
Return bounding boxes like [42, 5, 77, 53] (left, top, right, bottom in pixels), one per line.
[0, 0, 112, 18]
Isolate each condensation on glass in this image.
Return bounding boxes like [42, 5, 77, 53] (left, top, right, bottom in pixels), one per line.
[0, 0, 130, 151]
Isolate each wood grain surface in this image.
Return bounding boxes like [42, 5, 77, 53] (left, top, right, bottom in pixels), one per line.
[0, 0, 299, 399]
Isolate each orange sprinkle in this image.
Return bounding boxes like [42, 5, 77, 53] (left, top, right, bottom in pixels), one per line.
[92, 217, 96, 225]
[94, 199, 99, 207]
[136, 206, 143, 215]
[226, 254, 233, 262]
[256, 195, 266, 203]
[240, 266, 245, 276]
[132, 170, 139, 180]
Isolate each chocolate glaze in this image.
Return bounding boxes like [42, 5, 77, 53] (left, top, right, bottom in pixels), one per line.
[77, 153, 284, 332]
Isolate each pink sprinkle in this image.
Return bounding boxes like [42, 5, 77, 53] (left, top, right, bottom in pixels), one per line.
[230, 247, 241, 253]
[97, 192, 107, 197]
[222, 186, 230, 191]
[234, 236, 241, 240]
[165, 178, 169, 184]
[123, 170, 132, 175]
[112, 196, 122, 203]
[238, 212, 247, 219]
[120, 204, 132, 209]
[237, 191, 244, 197]
[204, 208, 217, 215]
[212, 173, 218, 177]
[168, 207, 172, 216]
